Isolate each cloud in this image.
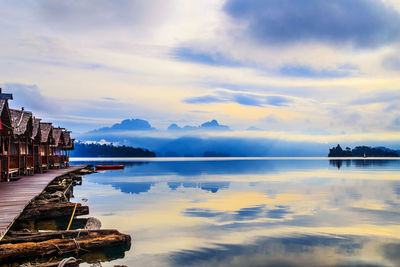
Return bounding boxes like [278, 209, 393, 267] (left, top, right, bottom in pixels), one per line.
[184, 95, 227, 104]
[224, 0, 400, 48]
[280, 64, 357, 78]
[352, 91, 400, 105]
[173, 47, 242, 67]
[383, 56, 400, 71]
[35, 0, 171, 32]
[392, 117, 400, 129]
[0, 83, 58, 113]
[183, 89, 293, 107]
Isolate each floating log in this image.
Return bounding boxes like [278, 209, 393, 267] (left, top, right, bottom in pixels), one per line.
[2, 229, 122, 244]
[46, 184, 68, 191]
[10, 217, 90, 232]
[0, 230, 131, 262]
[19, 203, 89, 221]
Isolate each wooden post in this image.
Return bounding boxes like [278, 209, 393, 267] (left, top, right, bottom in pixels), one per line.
[39, 144, 42, 173]
[32, 141, 34, 175]
[25, 136, 27, 175]
[17, 138, 20, 176]
[46, 143, 49, 169]
[7, 136, 10, 182]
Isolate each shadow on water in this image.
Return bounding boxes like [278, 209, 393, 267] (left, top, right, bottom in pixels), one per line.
[329, 159, 399, 169]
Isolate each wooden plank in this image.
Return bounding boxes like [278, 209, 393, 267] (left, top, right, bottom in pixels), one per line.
[0, 165, 86, 241]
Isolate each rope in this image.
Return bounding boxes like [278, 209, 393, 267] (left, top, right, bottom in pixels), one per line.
[48, 242, 63, 254]
[63, 183, 72, 201]
[58, 257, 77, 267]
[72, 238, 80, 251]
[71, 237, 89, 252]
[66, 203, 78, 231]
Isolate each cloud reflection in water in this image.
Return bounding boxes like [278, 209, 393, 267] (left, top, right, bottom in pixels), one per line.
[72, 159, 400, 266]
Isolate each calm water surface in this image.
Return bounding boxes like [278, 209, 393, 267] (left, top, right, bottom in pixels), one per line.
[71, 158, 400, 267]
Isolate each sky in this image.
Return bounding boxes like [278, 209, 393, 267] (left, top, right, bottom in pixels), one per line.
[1, 0, 400, 144]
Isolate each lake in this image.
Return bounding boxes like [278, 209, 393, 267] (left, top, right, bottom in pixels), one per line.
[71, 158, 400, 267]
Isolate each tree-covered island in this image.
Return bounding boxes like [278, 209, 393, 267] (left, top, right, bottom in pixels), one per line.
[328, 144, 399, 157]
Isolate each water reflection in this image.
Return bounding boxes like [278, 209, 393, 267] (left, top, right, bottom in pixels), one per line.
[329, 159, 398, 169]
[71, 159, 400, 267]
[111, 182, 156, 194]
[169, 234, 399, 267]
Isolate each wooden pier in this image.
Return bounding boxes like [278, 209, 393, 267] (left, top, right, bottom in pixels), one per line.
[0, 165, 86, 241]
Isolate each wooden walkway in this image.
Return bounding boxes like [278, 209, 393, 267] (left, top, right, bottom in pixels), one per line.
[0, 165, 86, 241]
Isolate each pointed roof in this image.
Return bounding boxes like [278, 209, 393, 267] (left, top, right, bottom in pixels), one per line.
[62, 130, 71, 146]
[32, 117, 41, 139]
[10, 108, 33, 136]
[52, 127, 64, 146]
[40, 122, 52, 143]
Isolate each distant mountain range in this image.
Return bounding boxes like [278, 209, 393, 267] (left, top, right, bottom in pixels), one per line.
[79, 117, 400, 158]
[89, 118, 230, 133]
[168, 120, 230, 131]
[89, 118, 155, 133]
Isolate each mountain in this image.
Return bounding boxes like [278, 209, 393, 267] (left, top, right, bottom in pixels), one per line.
[90, 118, 155, 133]
[168, 120, 230, 131]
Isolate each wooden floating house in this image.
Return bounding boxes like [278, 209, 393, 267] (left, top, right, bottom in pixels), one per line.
[0, 94, 13, 182]
[50, 127, 64, 168]
[0, 89, 74, 182]
[32, 117, 42, 173]
[61, 130, 73, 167]
[40, 122, 53, 172]
[10, 108, 34, 177]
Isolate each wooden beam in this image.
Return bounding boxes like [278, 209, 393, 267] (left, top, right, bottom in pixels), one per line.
[7, 136, 10, 182]
[17, 138, 20, 177]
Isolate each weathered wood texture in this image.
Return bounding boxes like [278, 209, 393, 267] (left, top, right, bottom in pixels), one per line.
[18, 202, 89, 221]
[0, 165, 86, 241]
[1, 229, 121, 244]
[0, 229, 131, 262]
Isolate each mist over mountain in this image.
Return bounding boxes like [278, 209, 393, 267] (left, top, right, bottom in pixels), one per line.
[168, 120, 230, 131]
[77, 135, 329, 157]
[80, 117, 400, 157]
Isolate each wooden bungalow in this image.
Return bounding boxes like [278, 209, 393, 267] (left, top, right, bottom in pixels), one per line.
[50, 127, 64, 169]
[39, 122, 53, 171]
[9, 108, 34, 176]
[0, 90, 13, 182]
[32, 117, 42, 173]
[61, 130, 72, 167]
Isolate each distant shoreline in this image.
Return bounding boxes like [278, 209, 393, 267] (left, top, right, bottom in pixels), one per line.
[70, 157, 400, 162]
